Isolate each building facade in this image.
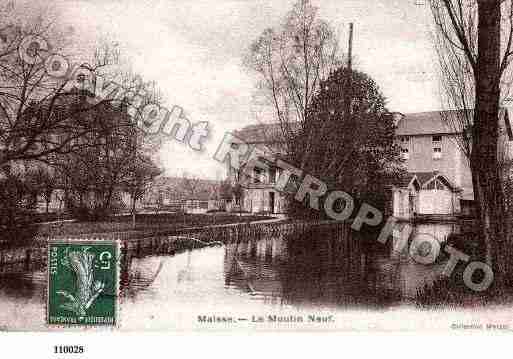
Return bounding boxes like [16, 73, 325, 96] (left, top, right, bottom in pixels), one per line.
[229, 110, 513, 217]
[394, 111, 472, 202]
[392, 110, 513, 219]
[228, 124, 289, 214]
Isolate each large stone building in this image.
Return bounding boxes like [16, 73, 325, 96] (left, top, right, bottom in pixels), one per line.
[229, 110, 513, 217]
[392, 110, 513, 219]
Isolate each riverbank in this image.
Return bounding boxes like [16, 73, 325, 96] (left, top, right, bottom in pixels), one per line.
[33, 212, 275, 239]
[0, 213, 278, 249]
[0, 213, 284, 274]
[0, 218, 342, 275]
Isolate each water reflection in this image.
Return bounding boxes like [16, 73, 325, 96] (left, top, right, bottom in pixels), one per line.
[0, 272, 45, 300]
[0, 222, 461, 329]
[122, 222, 459, 308]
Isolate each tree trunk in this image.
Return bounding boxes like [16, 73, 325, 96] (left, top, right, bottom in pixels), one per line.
[45, 189, 53, 214]
[473, 0, 506, 279]
[131, 193, 137, 229]
[102, 186, 115, 215]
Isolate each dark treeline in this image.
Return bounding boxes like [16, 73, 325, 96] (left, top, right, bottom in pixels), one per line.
[0, 4, 163, 243]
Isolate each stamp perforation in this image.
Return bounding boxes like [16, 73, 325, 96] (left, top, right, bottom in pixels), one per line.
[45, 238, 121, 330]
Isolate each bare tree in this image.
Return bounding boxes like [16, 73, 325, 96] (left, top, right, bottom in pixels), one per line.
[244, 0, 343, 168]
[0, 5, 164, 176]
[55, 95, 162, 220]
[430, 0, 513, 273]
[0, 5, 165, 234]
[0, 12, 118, 170]
[181, 171, 201, 198]
[123, 154, 161, 228]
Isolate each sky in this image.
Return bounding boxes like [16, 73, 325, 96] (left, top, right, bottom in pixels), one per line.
[9, 0, 441, 179]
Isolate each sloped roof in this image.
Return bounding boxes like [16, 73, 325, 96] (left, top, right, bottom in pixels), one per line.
[234, 111, 468, 142]
[233, 122, 300, 144]
[397, 173, 421, 188]
[399, 171, 460, 192]
[415, 171, 441, 185]
[422, 172, 460, 191]
[396, 108, 513, 137]
[397, 171, 435, 188]
[233, 108, 511, 142]
[395, 110, 468, 136]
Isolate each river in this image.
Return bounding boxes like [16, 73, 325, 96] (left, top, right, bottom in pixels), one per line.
[0, 222, 467, 331]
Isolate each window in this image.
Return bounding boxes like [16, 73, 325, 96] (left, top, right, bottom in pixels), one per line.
[399, 136, 410, 159]
[433, 147, 442, 159]
[432, 135, 442, 159]
[269, 167, 277, 184]
[253, 167, 263, 184]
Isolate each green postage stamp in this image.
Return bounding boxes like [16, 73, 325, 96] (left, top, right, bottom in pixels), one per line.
[47, 241, 118, 326]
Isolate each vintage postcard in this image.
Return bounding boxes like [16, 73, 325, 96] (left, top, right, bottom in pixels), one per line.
[1, 0, 513, 335]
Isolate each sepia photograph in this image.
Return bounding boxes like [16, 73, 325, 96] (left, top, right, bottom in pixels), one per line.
[0, 0, 512, 336]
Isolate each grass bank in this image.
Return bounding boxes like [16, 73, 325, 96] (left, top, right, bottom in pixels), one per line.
[34, 212, 274, 239]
